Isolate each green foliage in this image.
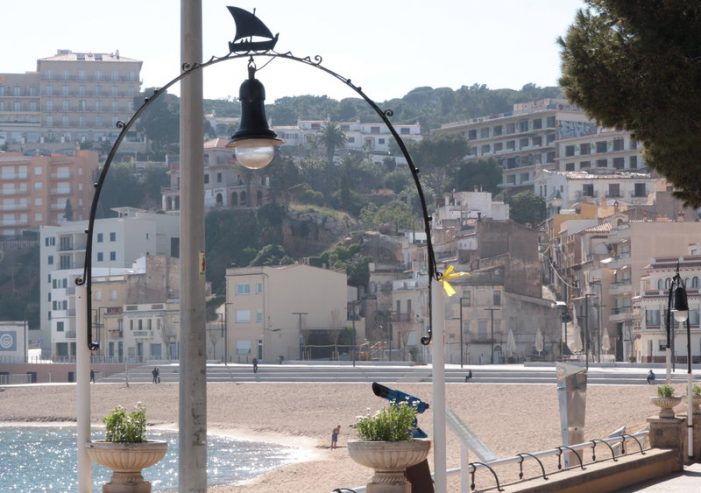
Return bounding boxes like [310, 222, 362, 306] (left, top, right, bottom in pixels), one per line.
[454, 158, 503, 195]
[97, 165, 169, 217]
[508, 191, 546, 226]
[355, 401, 418, 441]
[693, 384, 701, 397]
[249, 244, 294, 266]
[559, 1, 701, 206]
[657, 384, 675, 398]
[320, 122, 346, 164]
[318, 243, 370, 288]
[134, 88, 179, 154]
[383, 170, 410, 194]
[360, 201, 416, 233]
[103, 403, 147, 443]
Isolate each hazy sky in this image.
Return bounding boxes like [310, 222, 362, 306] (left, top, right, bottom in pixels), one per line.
[1, 0, 586, 102]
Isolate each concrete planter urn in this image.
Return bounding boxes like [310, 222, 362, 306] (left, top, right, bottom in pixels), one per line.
[347, 439, 431, 493]
[650, 396, 682, 418]
[686, 394, 701, 415]
[86, 441, 167, 493]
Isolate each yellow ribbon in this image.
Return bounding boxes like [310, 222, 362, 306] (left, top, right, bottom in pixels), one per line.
[437, 265, 468, 297]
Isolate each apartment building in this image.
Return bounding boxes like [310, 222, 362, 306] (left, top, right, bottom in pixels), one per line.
[636, 254, 701, 364]
[273, 119, 422, 163]
[39, 208, 179, 356]
[0, 49, 143, 152]
[556, 128, 646, 174]
[162, 138, 270, 212]
[534, 169, 661, 213]
[434, 99, 595, 193]
[0, 149, 97, 237]
[225, 264, 354, 362]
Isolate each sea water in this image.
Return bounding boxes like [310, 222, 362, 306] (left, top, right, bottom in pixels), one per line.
[0, 426, 299, 492]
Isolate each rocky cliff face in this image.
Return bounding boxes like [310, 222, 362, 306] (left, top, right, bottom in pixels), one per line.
[282, 209, 352, 257]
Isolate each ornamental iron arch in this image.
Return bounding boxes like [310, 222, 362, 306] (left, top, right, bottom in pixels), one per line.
[77, 7, 439, 350]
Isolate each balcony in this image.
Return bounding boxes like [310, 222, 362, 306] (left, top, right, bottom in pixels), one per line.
[609, 280, 632, 295]
[65, 330, 77, 339]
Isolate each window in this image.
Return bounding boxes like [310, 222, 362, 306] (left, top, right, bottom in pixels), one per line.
[97, 252, 104, 262]
[546, 116, 556, 127]
[582, 184, 594, 197]
[608, 184, 621, 197]
[109, 232, 116, 241]
[634, 183, 646, 197]
[256, 282, 263, 294]
[693, 277, 699, 288]
[493, 291, 501, 306]
[236, 283, 251, 295]
[519, 138, 529, 148]
[646, 309, 661, 326]
[57, 321, 64, 332]
[479, 127, 489, 138]
[532, 118, 542, 129]
[506, 140, 515, 150]
[109, 252, 116, 261]
[204, 174, 210, 184]
[565, 162, 575, 171]
[217, 172, 222, 183]
[478, 319, 488, 340]
[494, 142, 503, 152]
[480, 144, 490, 154]
[493, 125, 502, 136]
[532, 136, 542, 146]
[518, 120, 528, 132]
[48, 255, 53, 265]
[461, 290, 471, 306]
[235, 310, 251, 323]
[580, 143, 591, 155]
[565, 145, 575, 157]
[613, 157, 625, 169]
[613, 138, 624, 151]
[596, 159, 608, 168]
[629, 156, 638, 169]
[467, 129, 477, 140]
[579, 160, 591, 169]
[690, 310, 700, 327]
[97, 233, 103, 243]
[256, 310, 263, 323]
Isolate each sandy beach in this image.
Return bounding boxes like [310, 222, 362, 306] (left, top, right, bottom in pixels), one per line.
[0, 381, 661, 492]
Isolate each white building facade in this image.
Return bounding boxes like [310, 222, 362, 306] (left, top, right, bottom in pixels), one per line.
[39, 208, 179, 356]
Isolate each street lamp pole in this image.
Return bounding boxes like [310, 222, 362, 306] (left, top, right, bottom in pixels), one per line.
[459, 298, 464, 368]
[485, 307, 499, 364]
[179, 1, 207, 490]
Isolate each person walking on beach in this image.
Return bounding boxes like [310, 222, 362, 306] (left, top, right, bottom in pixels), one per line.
[152, 366, 160, 384]
[331, 425, 341, 449]
[252, 357, 258, 374]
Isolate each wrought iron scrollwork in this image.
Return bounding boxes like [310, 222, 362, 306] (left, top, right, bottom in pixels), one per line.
[80, 44, 437, 349]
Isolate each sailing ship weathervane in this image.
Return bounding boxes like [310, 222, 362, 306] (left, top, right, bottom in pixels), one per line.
[227, 6, 279, 53]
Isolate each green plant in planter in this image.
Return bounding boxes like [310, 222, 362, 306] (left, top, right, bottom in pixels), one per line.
[103, 403, 147, 443]
[693, 384, 701, 397]
[657, 384, 676, 398]
[355, 401, 418, 441]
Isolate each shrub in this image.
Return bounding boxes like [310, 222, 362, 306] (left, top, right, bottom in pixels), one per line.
[355, 401, 418, 442]
[103, 403, 147, 443]
[657, 384, 676, 398]
[693, 384, 701, 397]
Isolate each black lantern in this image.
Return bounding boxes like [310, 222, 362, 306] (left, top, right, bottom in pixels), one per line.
[227, 62, 282, 169]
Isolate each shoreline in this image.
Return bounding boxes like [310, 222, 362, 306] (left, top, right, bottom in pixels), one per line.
[0, 382, 661, 492]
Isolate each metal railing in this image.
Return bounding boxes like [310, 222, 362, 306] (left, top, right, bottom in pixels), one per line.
[333, 430, 649, 493]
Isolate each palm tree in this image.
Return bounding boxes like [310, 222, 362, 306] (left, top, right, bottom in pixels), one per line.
[320, 122, 346, 165]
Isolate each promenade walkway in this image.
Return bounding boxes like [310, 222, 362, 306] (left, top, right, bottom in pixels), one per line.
[620, 463, 701, 492]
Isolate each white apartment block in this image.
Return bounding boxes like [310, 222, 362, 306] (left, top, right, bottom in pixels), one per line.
[635, 255, 701, 364]
[556, 129, 646, 174]
[39, 208, 179, 356]
[534, 169, 661, 212]
[435, 191, 509, 227]
[273, 119, 422, 163]
[225, 264, 353, 362]
[162, 138, 270, 212]
[435, 99, 596, 191]
[0, 49, 143, 152]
